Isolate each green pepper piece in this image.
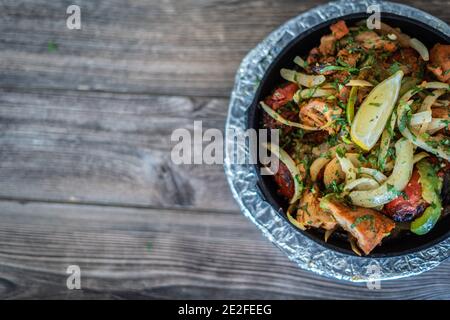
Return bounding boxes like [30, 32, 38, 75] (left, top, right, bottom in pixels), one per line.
[410, 159, 443, 235]
[346, 86, 358, 125]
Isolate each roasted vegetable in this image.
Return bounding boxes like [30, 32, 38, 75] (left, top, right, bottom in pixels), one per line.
[384, 169, 428, 222]
[263, 143, 304, 204]
[410, 159, 443, 235]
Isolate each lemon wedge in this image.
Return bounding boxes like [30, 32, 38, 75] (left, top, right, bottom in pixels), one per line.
[350, 70, 403, 151]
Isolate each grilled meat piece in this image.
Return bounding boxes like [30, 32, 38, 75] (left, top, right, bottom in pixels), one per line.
[296, 186, 337, 230]
[307, 47, 321, 66]
[337, 48, 361, 67]
[264, 83, 299, 110]
[355, 31, 397, 52]
[299, 99, 342, 134]
[262, 83, 299, 136]
[318, 21, 350, 57]
[321, 197, 396, 255]
[319, 35, 337, 56]
[389, 48, 422, 76]
[384, 169, 428, 222]
[330, 20, 349, 40]
[302, 131, 329, 145]
[428, 43, 450, 83]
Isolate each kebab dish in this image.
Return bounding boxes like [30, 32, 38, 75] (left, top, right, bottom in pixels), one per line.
[260, 20, 450, 255]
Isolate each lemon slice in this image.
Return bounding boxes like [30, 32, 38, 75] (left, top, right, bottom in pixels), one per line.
[350, 70, 403, 151]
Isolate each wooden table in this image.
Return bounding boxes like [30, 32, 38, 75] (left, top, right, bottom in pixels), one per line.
[0, 0, 449, 299]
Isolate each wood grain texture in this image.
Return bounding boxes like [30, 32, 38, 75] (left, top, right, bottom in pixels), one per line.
[0, 200, 449, 300]
[0, 88, 238, 211]
[1, 0, 449, 300]
[0, 0, 447, 97]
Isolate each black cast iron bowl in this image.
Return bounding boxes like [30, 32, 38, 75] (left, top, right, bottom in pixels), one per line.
[248, 12, 450, 257]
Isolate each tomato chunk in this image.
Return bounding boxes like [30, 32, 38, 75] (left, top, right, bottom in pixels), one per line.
[330, 20, 349, 40]
[264, 83, 298, 110]
[273, 162, 294, 200]
[384, 169, 428, 222]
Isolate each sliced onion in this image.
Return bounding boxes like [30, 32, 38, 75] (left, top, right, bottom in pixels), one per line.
[310, 157, 331, 182]
[349, 236, 362, 256]
[346, 153, 363, 167]
[323, 157, 344, 186]
[263, 143, 304, 204]
[344, 177, 379, 192]
[260, 102, 321, 131]
[378, 113, 396, 170]
[349, 138, 414, 208]
[287, 210, 306, 230]
[310, 144, 354, 182]
[345, 80, 374, 87]
[427, 118, 448, 135]
[293, 56, 308, 69]
[433, 100, 449, 107]
[409, 38, 429, 61]
[323, 153, 361, 186]
[413, 152, 429, 164]
[410, 111, 432, 126]
[416, 89, 445, 134]
[280, 68, 326, 88]
[397, 101, 450, 161]
[324, 227, 337, 242]
[378, 130, 391, 170]
[336, 154, 357, 183]
[359, 168, 388, 184]
[400, 82, 449, 102]
[300, 88, 335, 99]
[422, 82, 450, 90]
[293, 89, 302, 104]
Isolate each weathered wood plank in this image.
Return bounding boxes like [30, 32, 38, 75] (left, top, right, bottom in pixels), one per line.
[0, 88, 238, 211]
[0, 200, 448, 299]
[1, 0, 447, 97]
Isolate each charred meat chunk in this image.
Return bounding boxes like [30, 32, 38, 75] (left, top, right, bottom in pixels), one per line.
[428, 44, 450, 83]
[321, 196, 395, 255]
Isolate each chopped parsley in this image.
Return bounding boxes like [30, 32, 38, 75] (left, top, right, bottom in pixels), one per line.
[351, 215, 375, 231]
[326, 181, 345, 194]
[335, 146, 346, 158]
[388, 62, 402, 75]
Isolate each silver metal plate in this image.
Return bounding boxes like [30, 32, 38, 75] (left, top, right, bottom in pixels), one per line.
[224, 0, 450, 281]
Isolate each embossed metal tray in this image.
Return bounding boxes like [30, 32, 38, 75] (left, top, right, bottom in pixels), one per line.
[224, 0, 450, 281]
